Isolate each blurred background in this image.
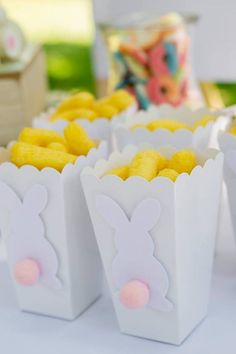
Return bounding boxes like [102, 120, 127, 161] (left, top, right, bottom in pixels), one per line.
[2, 0, 236, 107]
[1, 0, 95, 93]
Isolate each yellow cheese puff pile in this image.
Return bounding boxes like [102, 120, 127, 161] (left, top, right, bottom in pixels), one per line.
[10, 123, 97, 172]
[19, 127, 66, 147]
[147, 119, 189, 132]
[49, 89, 135, 122]
[129, 150, 167, 181]
[132, 115, 216, 133]
[108, 90, 135, 111]
[11, 142, 77, 172]
[50, 92, 95, 121]
[168, 150, 196, 174]
[47, 142, 68, 152]
[93, 102, 119, 119]
[106, 149, 197, 181]
[158, 168, 179, 182]
[64, 122, 96, 156]
[59, 109, 98, 122]
[106, 165, 130, 180]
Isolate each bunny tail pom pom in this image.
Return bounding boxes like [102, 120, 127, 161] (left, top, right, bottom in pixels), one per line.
[14, 258, 41, 286]
[120, 280, 150, 309]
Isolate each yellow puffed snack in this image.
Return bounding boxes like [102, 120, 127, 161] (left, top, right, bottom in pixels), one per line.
[109, 89, 135, 112]
[229, 126, 236, 136]
[94, 97, 111, 106]
[147, 119, 188, 132]
[106, 165, 129, 180]
[58, 92, 94, 111]
[57, 109, 98, 122]
[93, 103, 119, 119]
[64, 122, 96, 156]
[131, 124, 145, 130]
[73, 91, 95, 107]
[11, 142, 77, 172]
[140, 150, 167, 171]
[19, 128, 66, 147]
[47, 142, 68, 152]
[129, 155, 156, 181]
[129, 150, 166, 181]
[192, 115, 215, 130]
[158, 168, 179, 182]
[168, 149, 196, 174]
[50, 92, 95, 120]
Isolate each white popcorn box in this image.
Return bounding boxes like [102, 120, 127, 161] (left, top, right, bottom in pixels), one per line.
[33, 103, 137, 152]
[81, 145, 223, 344]
[0, 141, 107, 320]
[218, 129, 236, 238]
[114, 104, 221, 151]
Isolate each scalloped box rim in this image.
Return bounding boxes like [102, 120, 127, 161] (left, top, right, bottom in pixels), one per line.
[32, 102, 138, 130]
[113, 104, 223, 151]
[0, 140, 107, 178]
[81, 144, 223, 187]
[117, 103, 220, 126]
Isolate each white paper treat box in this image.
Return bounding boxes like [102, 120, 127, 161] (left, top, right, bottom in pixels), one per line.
[219, 128, 236, 240]
[114, 105, 221, 151]
[0, 141, 107, 320]
[33, 103, 137, 152]
[81, 145, 223, 345]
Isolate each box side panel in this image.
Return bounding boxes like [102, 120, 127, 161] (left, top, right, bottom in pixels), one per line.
[175, 159, 223, 341]
[224, 165, 236, 239]
[62, 171, 103, 317]
[82, 176, 180, 344]
[0, 168, 74, 319]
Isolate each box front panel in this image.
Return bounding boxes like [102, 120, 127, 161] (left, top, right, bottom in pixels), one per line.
[0, 166, 75, 319]
[82, 175, 181, 344]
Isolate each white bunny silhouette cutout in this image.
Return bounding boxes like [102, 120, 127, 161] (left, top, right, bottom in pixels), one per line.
[0, 181, 61, 289]
[96, 195, 173, 311]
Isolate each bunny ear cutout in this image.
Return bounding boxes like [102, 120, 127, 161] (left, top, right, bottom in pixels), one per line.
[225, 150, 236, 175]
[0, 181, 21, 210]
[96, 195, 129, 229]
[131, 199, 161, 231]
[23, 185, 48, 214]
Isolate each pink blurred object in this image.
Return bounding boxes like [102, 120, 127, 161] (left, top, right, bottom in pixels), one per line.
[14, 259, 41, 286]
[120, 280, 150, 309]
[147, 75, 187, 106]
[148, 43, 169, 76]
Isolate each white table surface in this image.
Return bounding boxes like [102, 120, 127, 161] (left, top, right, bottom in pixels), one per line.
[1, 185, 236, 354]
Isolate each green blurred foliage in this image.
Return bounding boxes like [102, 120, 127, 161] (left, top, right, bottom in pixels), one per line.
[216, 83, 236, 107]
[44, 43, 95, 93]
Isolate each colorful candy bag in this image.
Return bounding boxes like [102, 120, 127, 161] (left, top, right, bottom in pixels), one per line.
[100, 12, 200, 109]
